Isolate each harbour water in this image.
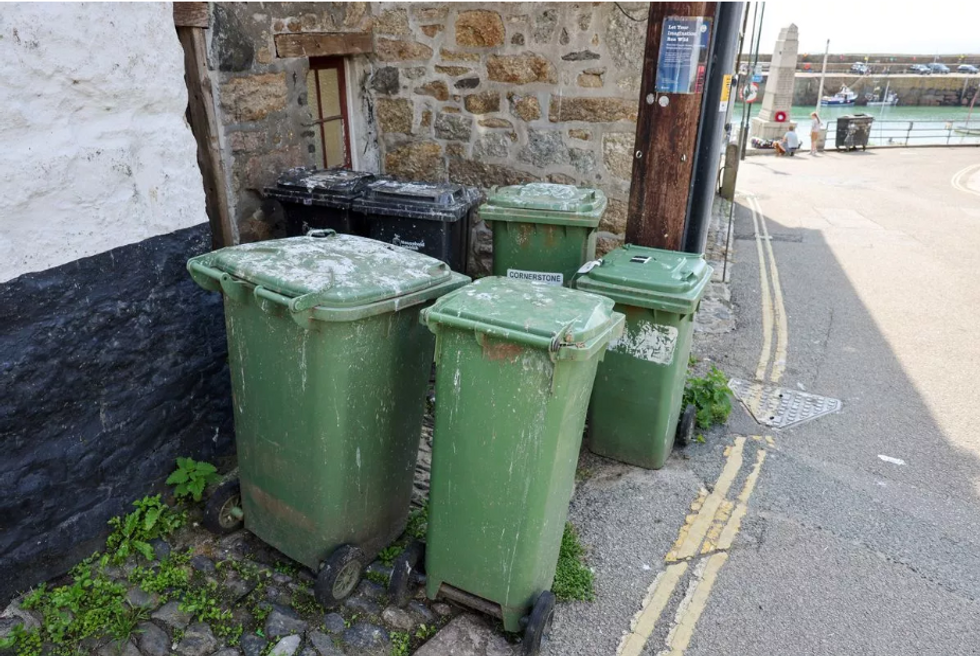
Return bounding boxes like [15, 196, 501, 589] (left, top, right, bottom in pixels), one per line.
[738, 103, 980, 147]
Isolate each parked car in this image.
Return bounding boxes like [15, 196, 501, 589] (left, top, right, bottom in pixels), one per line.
[958, 64, 980, 74]
[908, 64, 932, 75]
[928, 62, 951, 74]
[851, 62, 870, 75]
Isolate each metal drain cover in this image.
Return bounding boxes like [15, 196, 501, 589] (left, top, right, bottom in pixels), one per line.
[729, 379, 842, 429]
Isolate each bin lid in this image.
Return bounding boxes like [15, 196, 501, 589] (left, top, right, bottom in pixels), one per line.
[574, 245, 712, 315]
[265, 167, 376, 207]
[194, 233, 453, 309]
[423, 276, 621, 355]
[479, 183, 607, 227]
[352, 179, 479, 222]
[275, 167, 376, 194]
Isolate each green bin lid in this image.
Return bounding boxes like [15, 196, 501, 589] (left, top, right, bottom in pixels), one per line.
[479, 183, 607, 227]
[422, 276, 623, 359]
[192, 232, 452, 309]
[574, 245, 712, 315]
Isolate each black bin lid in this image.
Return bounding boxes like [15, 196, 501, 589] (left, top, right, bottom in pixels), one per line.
[265, 167, 377, 205]
[352, 179, 481, 222]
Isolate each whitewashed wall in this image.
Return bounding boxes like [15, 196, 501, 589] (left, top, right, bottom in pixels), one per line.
[0, 2, 206, 283]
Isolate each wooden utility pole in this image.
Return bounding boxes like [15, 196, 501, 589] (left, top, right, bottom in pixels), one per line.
[174, 2, 235, 249]
[626, 2, 718, 251]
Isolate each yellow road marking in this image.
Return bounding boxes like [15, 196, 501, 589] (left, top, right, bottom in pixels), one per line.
[659, 553, 730, 656]
[750, 194, 789, 383]
[951, 163, 980, 197]
[715, 449, 767, 551]
[623, 436, 771, 656]
[748, 195, 775, 381]
[667, 437, 746, 561]
[618, 562, 689, 656]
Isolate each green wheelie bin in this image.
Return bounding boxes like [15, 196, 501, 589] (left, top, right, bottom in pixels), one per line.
[186, 231, 468, 608]
[388, 277, 623, 655]
[480, 182, 606, 287]
[575, 245, 712, 469]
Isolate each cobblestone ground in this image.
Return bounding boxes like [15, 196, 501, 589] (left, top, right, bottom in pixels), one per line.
[0, 415, 471, 656]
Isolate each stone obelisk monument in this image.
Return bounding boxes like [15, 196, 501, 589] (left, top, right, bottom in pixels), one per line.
[751, 24, 799, 141]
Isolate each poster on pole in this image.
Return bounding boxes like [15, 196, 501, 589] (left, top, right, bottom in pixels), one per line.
[654, 16, 712, 94]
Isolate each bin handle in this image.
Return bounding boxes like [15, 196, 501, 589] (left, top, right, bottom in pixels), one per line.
[427, 262, 450, 277]
[306, 228, 337, 238]
[254, 285, 333, 315]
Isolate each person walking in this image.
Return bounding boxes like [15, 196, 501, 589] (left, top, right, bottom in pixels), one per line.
[810, 111, 823, 155]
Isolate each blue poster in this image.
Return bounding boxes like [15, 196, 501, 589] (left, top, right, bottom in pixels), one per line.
[655, 17, 712, 94]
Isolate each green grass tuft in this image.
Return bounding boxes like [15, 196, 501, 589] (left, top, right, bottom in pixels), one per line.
[552, 523, 595, 602]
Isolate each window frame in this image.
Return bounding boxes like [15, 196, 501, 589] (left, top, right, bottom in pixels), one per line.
[309, 56, 352, 169]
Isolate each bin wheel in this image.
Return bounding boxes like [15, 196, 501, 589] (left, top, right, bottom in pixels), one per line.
[522, 590, 556, 656]
[315, 545, 365, 609]
[203, 479, 243, 535]
[389, 541, 425, 608]
[676, 404, 697, 447]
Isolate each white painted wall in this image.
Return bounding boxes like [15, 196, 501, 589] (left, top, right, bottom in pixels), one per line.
[0, 3, 207, 283]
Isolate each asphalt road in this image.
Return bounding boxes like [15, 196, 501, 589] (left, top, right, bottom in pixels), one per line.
[546, 148, 980, 656]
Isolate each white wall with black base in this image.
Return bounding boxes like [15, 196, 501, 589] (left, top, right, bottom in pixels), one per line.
[0, 3, 233, 603]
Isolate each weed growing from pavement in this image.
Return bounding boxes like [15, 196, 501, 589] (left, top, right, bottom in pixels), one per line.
[105, 495, 185, 564]
[364, 569, 390, 586]
[178, 580, 242, 644]
[552, 523, 595, 602]
[166, 457, 221, 502]
[683, 365, 734, 429]
[129, 550, 191, 598]
[378, 544, 405, 567]
[415, 623, 439, 640]
[273, 560, 299, 577]
[390, 630, 412, 656]
[14, 557, 139, 655]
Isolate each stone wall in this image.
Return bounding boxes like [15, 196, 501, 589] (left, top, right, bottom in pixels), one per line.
[209, 2, 650, 272]
[0, 4, 233, 602]
[747, 73, 980, 108]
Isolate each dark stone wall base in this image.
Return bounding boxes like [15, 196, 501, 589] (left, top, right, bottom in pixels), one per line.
[0, 224, 234, 603]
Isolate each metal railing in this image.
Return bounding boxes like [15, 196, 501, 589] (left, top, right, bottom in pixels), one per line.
[823, 119, 980, 148]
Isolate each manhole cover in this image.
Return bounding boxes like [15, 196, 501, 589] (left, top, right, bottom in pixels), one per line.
[729, 379, 842, 429]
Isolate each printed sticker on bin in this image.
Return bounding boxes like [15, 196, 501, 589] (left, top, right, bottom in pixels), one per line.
[507, 269, 563, 286]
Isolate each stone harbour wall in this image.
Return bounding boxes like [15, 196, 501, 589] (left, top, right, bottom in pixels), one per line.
[209, 3, 651, 273]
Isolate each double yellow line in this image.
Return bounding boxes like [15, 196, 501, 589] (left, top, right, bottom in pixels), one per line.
[951, 163, 980, 198]
[617, 437, 770, 656]
[617, 195, 787, 655]
[747, 193, 789, 384]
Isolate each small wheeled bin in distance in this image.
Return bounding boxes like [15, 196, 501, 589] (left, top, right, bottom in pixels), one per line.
[187, 231, 468, 608]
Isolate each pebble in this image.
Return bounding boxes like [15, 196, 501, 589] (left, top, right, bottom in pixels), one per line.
[213, 650, 243, 656]
[272, 572, 293, 584]
[321, 612, 346, 634]
[308, 630, 346, 656]
[190, 555, 217, 575]
[407, 600, 436, 624]
[125, 586, 159, 609]
[239, 633, 267, 656]
[150, 538, 171, 561]
[269, 635, 301, 656]
[136, 621, 170, 656]
[264, 605, 308, 639]
[151, 601, 191, 630]
[175, 622, 218, 656]
[343, 595, 381, 617]
[381, 606, 415, 631]
[342, 622, 390, 656]
[432, 602, 452, 617]
[98, 639, 141, 656]
[223, 573, 258, 601]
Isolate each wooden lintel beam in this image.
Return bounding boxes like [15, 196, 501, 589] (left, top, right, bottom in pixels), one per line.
[274, 32, 373, 59]
[173, 2, 209, 29]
